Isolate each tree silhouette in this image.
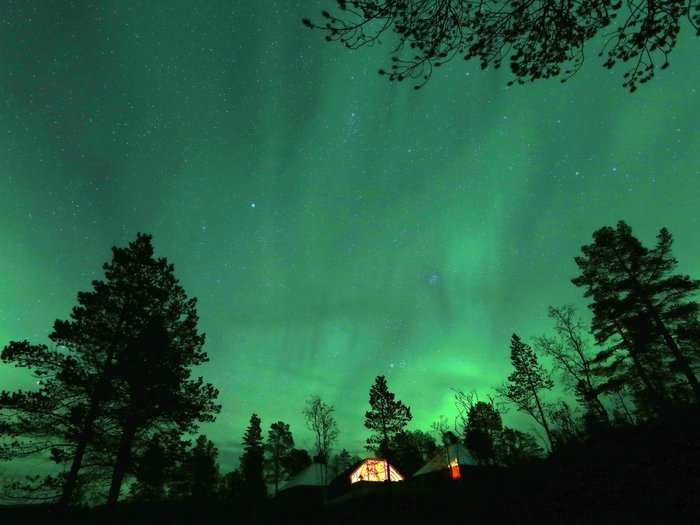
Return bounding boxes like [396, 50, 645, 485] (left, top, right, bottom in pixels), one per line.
[1, 234, 219, 505]
[303, 395, 339, 473]
[495, 426, 545, 466]
[331, 448, 355, 474]
[463, 400, 503, 465]
[1, 342, 116, 502]
[168, 435, 220, 501]
[264, 421, 294, 496]
[281, 448, 312, 479]
[188, 435, 221, 500]
[588, 311, 673, 418]
[392, 430, 437, 475]
[364, 375, 412, 479]
[498, 334, 555, 450]
[303, 0, 700, 92]
[240, 413, 266, 499]
[547, 400, 584, 446]
[219, 469, 242, 501]
[57, 234, 219, 505]
[534, 305, 609, 427]
[129, 431, 186, 501]
[572, 222, 700, 407]
[0, 341, 91, 502]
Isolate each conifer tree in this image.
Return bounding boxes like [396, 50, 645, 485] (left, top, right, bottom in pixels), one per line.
[188, 435, 221, 500]
[281, 448, 312, 479]
[498, 334, 555, 450]
[240, 413, 266, 499]
[129, 431, 186, 501]
[264, 421, 294, 496]
[463, 401, 503, 465]
[332, 449, 354, 474]
[364, 375, 412, 479]
[572, 222, 700, 406]
[1, 234, 220, 505]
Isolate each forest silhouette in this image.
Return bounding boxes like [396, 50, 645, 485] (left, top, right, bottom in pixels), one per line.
[1, 221, 698, 523]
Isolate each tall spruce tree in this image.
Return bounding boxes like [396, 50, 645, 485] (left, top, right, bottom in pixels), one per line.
[188, 435, 221, 500]
[572, 222, 700, 406]
[240, 413, 266, 499]
[363, 375, 412, 479]
[264, 421, 294, 496]
[498, 334, 555, 450]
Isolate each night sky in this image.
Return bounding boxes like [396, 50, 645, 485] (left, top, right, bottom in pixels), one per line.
[1, 1, 699, 473]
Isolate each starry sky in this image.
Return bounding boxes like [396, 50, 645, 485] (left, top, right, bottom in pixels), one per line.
[1, 1, 699, 474]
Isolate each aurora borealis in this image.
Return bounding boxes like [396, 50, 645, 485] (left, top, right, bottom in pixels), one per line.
[1, 1, 699, 474]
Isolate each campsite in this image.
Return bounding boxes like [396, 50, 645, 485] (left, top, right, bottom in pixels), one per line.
[2, 1, 700, 523]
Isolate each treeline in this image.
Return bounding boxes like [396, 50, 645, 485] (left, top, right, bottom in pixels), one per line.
[458, 221, 700, 467]
[1, 220, 699, 507]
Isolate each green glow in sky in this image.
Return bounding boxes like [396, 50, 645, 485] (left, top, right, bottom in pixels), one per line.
[1, 1, 699, 471]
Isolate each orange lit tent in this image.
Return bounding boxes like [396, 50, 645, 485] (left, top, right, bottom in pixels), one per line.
[349, 458, 403, 483]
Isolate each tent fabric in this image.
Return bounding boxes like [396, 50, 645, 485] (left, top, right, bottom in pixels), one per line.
[278, 463, 337, 491]
[413, 443, 476, 477]
[349, 458, 403, 483]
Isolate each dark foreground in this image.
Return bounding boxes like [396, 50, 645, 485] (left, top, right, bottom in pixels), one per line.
[2, 418, 698, 525]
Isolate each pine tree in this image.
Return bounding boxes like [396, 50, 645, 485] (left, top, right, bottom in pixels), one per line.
[240, 413, 266, 499]
[1, 234, 220, 505]
[331, 449, 354, 475]
[392, 430, 437, 475]
[188, 435, 220, 500]
[264, 421, 294, 496]
[363, 375, 412, 479]
[281, 448, 312, 479]
[129, 431, 186, 501]
[463, 401, 503, 465]
[498, 334, 555, 450]
[572, 222, 700, 406]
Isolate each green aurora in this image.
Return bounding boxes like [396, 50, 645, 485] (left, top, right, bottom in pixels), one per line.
[1, 1, 699, 473]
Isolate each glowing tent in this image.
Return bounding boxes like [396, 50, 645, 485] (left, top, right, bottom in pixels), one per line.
[349, 458, 403, 483]
[413, 443, 476, 480]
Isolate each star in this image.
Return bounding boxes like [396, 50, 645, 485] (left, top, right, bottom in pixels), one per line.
[250, 202, 256, 208]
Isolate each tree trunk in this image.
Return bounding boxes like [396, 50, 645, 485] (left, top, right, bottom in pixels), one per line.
[107, 419, 138, 506]
[60, 309, 127, 505]
[616, 391, 635, 424]
[532, 389, 554, 451]
[645, 304, 700, 403]
[617, 258, 700, 403]
[58, 425, 91, 505]
[615, 323, 668, 417]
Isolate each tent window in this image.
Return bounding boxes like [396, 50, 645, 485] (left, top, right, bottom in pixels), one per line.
[449, 458, 461, 480]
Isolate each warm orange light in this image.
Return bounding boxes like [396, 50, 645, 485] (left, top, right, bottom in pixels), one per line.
[449, 458, 461, 480]
[349, 459, 404, 483]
